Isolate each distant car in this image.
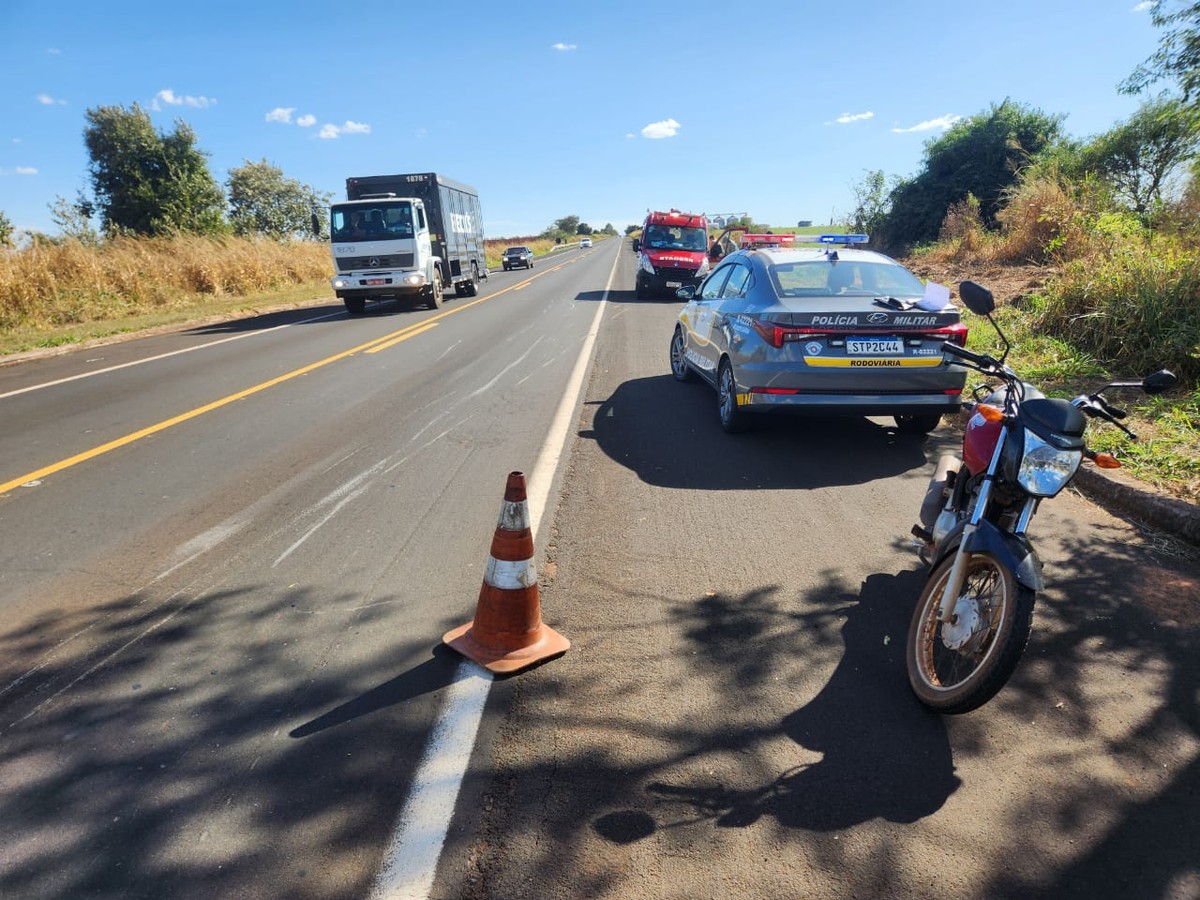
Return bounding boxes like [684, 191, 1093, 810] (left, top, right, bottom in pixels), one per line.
[502, 246, 534, 270]
[580, 237, 593, 248]
[669, 234, 968, 434]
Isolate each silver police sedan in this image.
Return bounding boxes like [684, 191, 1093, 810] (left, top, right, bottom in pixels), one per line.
[669, 234, 968, 434]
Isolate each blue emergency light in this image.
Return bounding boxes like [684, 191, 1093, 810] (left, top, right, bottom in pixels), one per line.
[816, 234, 869, 244]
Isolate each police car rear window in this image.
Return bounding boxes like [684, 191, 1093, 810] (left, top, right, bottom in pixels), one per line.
[770, 261, 925, 298]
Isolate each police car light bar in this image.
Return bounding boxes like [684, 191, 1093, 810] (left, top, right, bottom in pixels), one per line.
[805, 233, 869, 244]
[739, 233, 869, 248]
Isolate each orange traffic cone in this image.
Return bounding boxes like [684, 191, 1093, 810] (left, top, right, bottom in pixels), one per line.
[443, 471, 570, 674]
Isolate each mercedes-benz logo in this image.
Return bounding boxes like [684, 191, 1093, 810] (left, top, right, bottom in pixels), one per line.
[369, 257, 380, 268]
[867, 312, 889, 324]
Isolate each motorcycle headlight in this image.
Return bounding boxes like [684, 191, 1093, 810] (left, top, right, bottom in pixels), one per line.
[1018, 429, 1082, 497]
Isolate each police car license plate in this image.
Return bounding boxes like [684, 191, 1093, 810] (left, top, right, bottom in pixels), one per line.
[847, 337, 903, 355]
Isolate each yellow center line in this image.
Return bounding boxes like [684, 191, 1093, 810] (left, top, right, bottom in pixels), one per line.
[0, 271, 552, 496]
[365, 321, 439, 353]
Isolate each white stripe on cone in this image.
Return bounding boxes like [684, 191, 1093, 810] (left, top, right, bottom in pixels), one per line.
[483, 555, 538, 590]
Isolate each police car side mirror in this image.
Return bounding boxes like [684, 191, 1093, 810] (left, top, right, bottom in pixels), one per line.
[675, 286, 696, 301]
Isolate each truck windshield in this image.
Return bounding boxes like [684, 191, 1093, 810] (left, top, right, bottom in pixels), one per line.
[644, 224, 706, 252]
[332, 202, 415, 240]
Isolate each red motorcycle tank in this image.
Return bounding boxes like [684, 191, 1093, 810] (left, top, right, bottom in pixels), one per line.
[962, 407, 1003, 474]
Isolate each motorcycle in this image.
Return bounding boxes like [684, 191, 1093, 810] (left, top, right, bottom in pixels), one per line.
[906, 281, 1177, 714]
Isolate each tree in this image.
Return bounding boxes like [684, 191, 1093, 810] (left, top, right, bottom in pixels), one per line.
[49, 193, 100, 244]
[845, 169, 892, 235]
[602, 223, 618, 236]
[1081, 96, 1200, 215]
[1123, 1, 1200, 103]
[878, 99, 1063, 249]
[83, 103, 226, 236]
[227, 159, 331, 240]
[0, 210, 12, 248]
[576, 222, 593, 235]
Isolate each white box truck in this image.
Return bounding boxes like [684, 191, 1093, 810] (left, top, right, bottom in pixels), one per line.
[323, 172, 488, 314]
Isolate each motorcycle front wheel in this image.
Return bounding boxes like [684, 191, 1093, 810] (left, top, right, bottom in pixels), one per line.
[906, 552, 1036, 714]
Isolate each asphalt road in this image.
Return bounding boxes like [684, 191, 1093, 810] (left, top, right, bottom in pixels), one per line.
[0, 242, 612, 900]
[1, 238, 1196, 900]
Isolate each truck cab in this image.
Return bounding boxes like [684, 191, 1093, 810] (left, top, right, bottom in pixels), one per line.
[328, 196, 443, 314]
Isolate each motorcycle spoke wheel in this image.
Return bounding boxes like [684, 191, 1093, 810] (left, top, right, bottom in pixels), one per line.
[906, 552, 1036, 714]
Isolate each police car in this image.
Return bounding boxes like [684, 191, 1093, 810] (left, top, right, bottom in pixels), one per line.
[669, 233, 968, 434]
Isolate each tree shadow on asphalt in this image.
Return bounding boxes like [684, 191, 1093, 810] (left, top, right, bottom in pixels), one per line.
[0, 579, 469, 900]
[641, 569, 960, 832]
[464, 525, 1198, 897]
[581, 373, 934, 491]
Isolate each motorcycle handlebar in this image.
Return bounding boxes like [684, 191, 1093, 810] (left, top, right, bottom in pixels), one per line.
[941, 341, 991, 368]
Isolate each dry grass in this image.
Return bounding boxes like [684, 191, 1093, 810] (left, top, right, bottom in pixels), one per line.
[0, 235, 331, 332]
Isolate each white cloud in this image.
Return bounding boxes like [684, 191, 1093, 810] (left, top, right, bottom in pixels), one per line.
[36, 93, 66, 105]
[296, 114, 316, 127]
[318, 120, 372, 138]
[47, 48, 61, 54]
[892, 114, 962, 133]
[16, 166, 37, 175]
[831, 111, 874, 125]
[266, 107, 295, 124]
[152, 89, 215, 110]
[626, 133, 636, 140]
[1132, 1, 1152, 10]
[641, 118, 681, 139]
[552, 42, 577, 51]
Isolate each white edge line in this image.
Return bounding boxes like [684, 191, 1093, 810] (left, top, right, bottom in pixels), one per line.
[367, 240, 617, 900]
[0, 310, 343, 400]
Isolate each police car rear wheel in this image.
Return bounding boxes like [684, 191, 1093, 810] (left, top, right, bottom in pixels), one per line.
[670, 328, 695, 382]
[718, 360, 750, 433]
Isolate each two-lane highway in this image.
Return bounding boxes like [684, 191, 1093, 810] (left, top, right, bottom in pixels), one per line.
[0, 240, 615, 900]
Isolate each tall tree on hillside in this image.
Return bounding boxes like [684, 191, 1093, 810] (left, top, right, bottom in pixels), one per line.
[846, 169, 893, 235]
[878, 99, 1063, 249]
[0, 210, 13, 248]
[1123, 1, 1200, 103]
[1082, 96, 1200, 215]
[227, 159, 331, 240]
[83, 103, 226, 236]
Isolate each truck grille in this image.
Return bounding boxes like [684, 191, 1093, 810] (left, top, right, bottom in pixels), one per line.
[337, 254, 415, 270]
[653, 262, 698, 275]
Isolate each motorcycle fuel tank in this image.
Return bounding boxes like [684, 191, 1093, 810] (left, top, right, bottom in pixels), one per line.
[962, 407, 1004, 474]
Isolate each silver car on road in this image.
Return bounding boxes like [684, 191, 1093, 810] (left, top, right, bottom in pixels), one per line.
[669, 234, 969, 434]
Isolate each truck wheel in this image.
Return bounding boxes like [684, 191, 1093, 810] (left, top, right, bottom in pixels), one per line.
[425, 272, 443, 310]
[344, 296, 366, 315]
[463, 263, 480, 296]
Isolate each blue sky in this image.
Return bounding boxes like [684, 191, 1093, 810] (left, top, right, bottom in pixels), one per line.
[0, 1, 1167, 240]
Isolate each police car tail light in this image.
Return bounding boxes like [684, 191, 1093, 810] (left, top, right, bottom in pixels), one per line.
[751, 321, 830, 349]
[937, 322, 969, 346]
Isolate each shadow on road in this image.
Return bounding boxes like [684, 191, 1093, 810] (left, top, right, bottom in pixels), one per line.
[581, 373, 933, 490]
[640, 569, 959, 833]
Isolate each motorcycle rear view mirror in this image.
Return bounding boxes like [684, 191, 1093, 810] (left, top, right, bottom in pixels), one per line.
[958, 281, 995, 316]
[1143, 370, 1178, 394]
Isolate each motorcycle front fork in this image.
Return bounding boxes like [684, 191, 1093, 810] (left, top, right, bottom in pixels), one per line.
[937, 429, 1007, 624]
